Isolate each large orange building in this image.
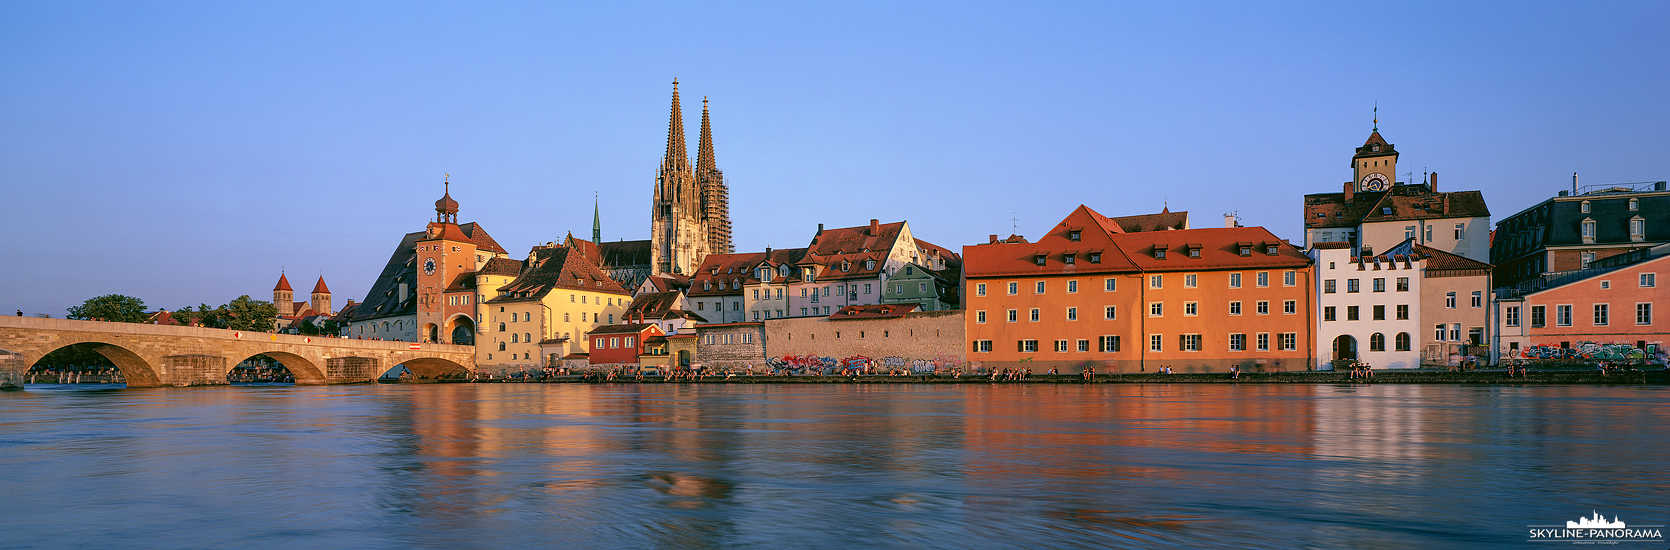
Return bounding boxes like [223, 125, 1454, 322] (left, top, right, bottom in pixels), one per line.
[964, 205, 1315, 373]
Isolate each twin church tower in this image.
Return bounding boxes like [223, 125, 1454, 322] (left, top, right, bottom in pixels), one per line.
[650, 79, 733, 275]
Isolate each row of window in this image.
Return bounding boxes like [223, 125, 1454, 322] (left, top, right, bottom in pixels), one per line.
[1323, 304, 1410, 321]
[700, 333, 754, 345]
[974, 299, 1300, 323]
[973, 272, 1299, 297]
[1323, 277, 1411, 293]
[1507, 303, 1653, 328]
[975, 333, 1301, 353]
[1359, 332, 1415, 352]
[592, 336, 638, 349]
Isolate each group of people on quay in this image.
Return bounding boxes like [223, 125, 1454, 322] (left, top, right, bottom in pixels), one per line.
[1346, 362, 1376, 379]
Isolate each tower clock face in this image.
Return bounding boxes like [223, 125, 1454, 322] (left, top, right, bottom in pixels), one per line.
[1360, 173, 1389, 192]
[423, 258, 436, 275]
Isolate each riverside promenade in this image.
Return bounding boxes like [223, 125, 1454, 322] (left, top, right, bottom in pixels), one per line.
[464, 368, 1669, 385]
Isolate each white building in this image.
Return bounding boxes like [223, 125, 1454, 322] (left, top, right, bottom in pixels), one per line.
[1312, 242, 1424, 369]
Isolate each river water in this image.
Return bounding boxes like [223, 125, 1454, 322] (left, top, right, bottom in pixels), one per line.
[2, 383, 1665, 549]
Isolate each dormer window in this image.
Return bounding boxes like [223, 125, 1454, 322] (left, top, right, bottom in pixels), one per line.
[1629, 198, 1640, 211]
[865, 260, 876, 270]
[1188, 248, 1200, 258]
[1068, 230, 1082, 242]
[804, 268, 816, 282]
[1154, 248, 1167, 260]
[1239, 246, 1252, 256]
[703, 281, 712, 291]
[1064, 254, 1076, 265]
[1582, 218, 1596, 243]
[841, 261, 851, 272]
[779, 265, 790, 277]
[1381, 207, 1392, 215]
[1265, 244, 1280, 256]
[757, 267, 770, 281]
[1034, 254, 1047, 266]
[1581, 201, 1591, 213]
[1631, 216, 1646, 242]
[1089, 253, 1102, 263]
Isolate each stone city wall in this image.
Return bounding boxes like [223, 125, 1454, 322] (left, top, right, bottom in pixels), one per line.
[763, 311, 964, 373]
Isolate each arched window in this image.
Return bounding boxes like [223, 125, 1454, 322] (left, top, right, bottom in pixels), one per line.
[511, 334, 518, 343]
[1369, 333, 1386, 352]
[1395, 332, 1411, 351]
[523, 353, 529, 360]
[498, 322, 506, 332]
[564, 313, 570, 322]
[498, 342, 506, 351]
[524, 333, 531, 343]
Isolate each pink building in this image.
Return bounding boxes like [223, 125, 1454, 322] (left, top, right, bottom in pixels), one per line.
[1498, 249, 1669, 362]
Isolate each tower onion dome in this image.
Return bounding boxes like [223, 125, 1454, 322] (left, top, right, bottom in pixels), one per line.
[435, 179, 459, 223]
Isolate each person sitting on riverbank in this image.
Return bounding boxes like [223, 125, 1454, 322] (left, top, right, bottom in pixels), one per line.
[1082, 366, 1094, 382]
[1230, 365, 1240, 379]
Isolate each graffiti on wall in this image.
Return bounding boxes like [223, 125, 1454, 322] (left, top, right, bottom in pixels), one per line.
[1519, 341, 1664, 363]
[765, 353, 965, 374]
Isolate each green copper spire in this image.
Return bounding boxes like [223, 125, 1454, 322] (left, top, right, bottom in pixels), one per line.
[592, 192, 601, 243]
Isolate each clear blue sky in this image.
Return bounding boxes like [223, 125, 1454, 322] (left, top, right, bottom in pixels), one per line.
[4, 1, 1667, 316]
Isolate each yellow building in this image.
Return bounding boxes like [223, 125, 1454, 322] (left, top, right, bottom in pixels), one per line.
[480, 245, 632, 370]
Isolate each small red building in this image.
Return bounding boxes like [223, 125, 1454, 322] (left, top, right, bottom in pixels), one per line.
[585, 323, 664, 365]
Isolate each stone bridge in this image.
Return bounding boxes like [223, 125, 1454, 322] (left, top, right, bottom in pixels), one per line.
[0, 316, 475, 389]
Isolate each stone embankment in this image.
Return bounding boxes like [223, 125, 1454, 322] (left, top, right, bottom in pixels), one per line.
[470, 369, 1667, 385]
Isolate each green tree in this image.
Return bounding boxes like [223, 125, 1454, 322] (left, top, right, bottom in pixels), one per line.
[297, 319, 319, 335]
[66, 294, 148, 323]
[223, 295, 278, 332]
[320, 319, 340, 336]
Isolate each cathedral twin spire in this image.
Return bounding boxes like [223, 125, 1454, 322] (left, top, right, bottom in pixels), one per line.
[651, 79, 733, 275]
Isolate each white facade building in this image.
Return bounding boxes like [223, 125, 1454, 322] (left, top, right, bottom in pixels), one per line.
[1312, 243, 1424, 369]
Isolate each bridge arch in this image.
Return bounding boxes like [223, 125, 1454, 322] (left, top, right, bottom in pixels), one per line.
[30, 341, 160, 388]
[400, 356, 471, 380]
[247, 351, 327, 385]
[444, 313, 476, 346]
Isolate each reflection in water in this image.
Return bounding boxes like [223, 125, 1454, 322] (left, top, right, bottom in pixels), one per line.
[2, 383, 1667, 549]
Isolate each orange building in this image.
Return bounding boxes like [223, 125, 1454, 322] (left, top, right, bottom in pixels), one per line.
[963, 205, 1315, 373]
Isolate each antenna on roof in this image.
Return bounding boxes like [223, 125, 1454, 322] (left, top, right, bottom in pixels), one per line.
[1012, 212, 1018, 235]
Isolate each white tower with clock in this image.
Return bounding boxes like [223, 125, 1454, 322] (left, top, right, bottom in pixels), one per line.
[1352, 125, 1398, 192]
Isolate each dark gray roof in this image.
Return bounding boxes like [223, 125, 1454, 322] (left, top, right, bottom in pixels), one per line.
[349, 231, 421, 322]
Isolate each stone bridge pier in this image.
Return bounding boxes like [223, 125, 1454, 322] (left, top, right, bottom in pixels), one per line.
[0, 316, 476, 389]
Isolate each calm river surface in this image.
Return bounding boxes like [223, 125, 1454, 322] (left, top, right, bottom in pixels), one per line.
[2, 383, 1666, 549]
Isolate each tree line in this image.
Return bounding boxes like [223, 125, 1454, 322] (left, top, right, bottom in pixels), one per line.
[66, 293, 279, 332]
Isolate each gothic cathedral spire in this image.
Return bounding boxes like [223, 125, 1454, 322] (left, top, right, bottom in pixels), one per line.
[697, 96, 733, 254]
[651, 79, 709, 275]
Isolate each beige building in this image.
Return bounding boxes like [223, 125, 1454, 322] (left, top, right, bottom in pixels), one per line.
[694, 322, 767, 372]
[1414, 244, 1493, 366]
[481, 245, 632, 371]
[1304, 129, 1492, 262]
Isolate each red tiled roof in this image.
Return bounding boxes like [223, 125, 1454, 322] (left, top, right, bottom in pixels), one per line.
[966, 205, 1309, 277]
[689, 248, 809, 297]
[487, 246, 631, 303]
[1413, 244, 1493, 271]
[1311, 242, 1353, 249]
[274, 273, 292, 291]
[479, 257, 524, 277]
[459, 222, 507, 254]
[585, 323, 662, 336]
[828, 303, 918, 320]
[1304, 188, 1489, 229]
[311, 276, 330, 294]
[1109, 209, 1188, 232]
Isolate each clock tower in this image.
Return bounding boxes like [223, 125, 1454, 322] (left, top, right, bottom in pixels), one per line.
[416, 179, 479, 344]
[1352, 123, 1398, 192]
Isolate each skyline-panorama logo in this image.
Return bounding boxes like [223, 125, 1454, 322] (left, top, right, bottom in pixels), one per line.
[1528, 511, 1664, 544]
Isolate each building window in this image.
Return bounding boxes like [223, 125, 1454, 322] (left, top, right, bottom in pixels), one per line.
[1454, 223, 1465, 240]
[1581, 201, 1591, 213]
[1372, 305, 1385, 320]
[1396, 277, 1409, 292]
[1006, 309, 1017, 323]
[1395, 332, 1411, 351]
[864, 284, 871, 294]
[1284, 300, 1296, 314]
[976, 283, 987, 296]
[1531, 305, 1546, 328]
[1007, 282, 1018, 295]
[1405, 226, 1416, 240]
[1434, 324, 1447, 341]
[1053, 340, 1069, 352]
[1150, 275, 1162, 288]
[1369, 333, 1385, 352]
[1149, 334, 1163, 352]
[1630, 198, 1639, 211]
[973, 340, 992, 352]
[1505, 306, 1520, 327]
[1638, 303, 1653, 325]
[1631, 217, 1646, 241]
[1277, 333, 1296, 350]
[1323, 306, 1336, 321]
[1229, 333, 1246, 351]
[1184, 302, 1198, 316]
[1284, 271, 1296, 286]
[1642, 273, 1656, 287]
[1089, 253, 1102, 263]
[1076, 339, 1090, 352]
[1020, 340, 1039, 353]
[1238, 246, 1251, 256]
[1346, 306, 1359, 321]
[1149, 302, 1163, 317]
[1034, 255, 1046, 266]
[1104, 278, 1117, 292]
[1256, 301, 1269, 315]
[1155, 249, 1167, 259]
[1445, 292, 1457, 308]
[1104, 306, 1116, 320]
[1324, 280, 1336, 294]
[1181, 334, 1202, 351]
[1582, 219, 1596, 242]
[1581, 251, 1595, 268]
[1256, 333, 1269, 351]
[1066, 307, 1078, 321]
[1594, 304, 1609, 326]
[1396, 304, 1409, 320]
[1450, 323, 1461, 341]
[1035, 281, 1046, 294]
[1099, 335, 1120, 352]
[1067, 280, 1078, 293]
[1346, 279, 1359, 293]
[976, 310, 987, 324]
[1029, 308, 1040, 322]
[1230, 301, 1242, 315]
[1068, 230, 1081, 241]
[1471, 291, 1482, 308]
[1185, 274, 1197, 288]
[1373, 278, 1385, 292]
[1064, 255, 1076, 265]
[1189, 248, 1201, 258]
[1229, 273, 1242, 288]
[1257, 272, 1269, 287]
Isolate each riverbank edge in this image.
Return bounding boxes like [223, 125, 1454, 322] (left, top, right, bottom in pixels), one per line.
[461, 370, 1669, 385]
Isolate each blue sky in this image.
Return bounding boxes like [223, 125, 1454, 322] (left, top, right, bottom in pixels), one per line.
[4, 1, 1667, 316]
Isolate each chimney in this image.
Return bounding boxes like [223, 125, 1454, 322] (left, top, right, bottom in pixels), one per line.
[765, 247, 772, 258]
[1223, 213, 1236, 228]
[817, 223, 824, 235]
[1573, 172, 1579, 196]
[1429, 171, 1437, 191]
[869, 219, 880, 235]
[989, 234, 999, 244]
[1344, 181, 1354, 205]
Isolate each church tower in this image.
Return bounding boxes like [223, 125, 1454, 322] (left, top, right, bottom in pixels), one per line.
[650, 79, 711, 275]
[273, 273, 294, 317]
[416, 179, 479, 343]
[697, 97, 733, 254]
[310, 276, 333, 317]
[1352, 110, 1398, 192]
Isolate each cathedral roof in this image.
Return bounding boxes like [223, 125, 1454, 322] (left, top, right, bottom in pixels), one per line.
[311, 276, 330, 294]
[274, 273, 292, 291]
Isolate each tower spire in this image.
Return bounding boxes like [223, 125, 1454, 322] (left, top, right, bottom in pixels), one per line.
[663, 79, 689, 175]
[592, 192, 601, 243]
[697, 96, 716, 174]
[696, 95, 732, 253]
[1372, 102, 1378, 132]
